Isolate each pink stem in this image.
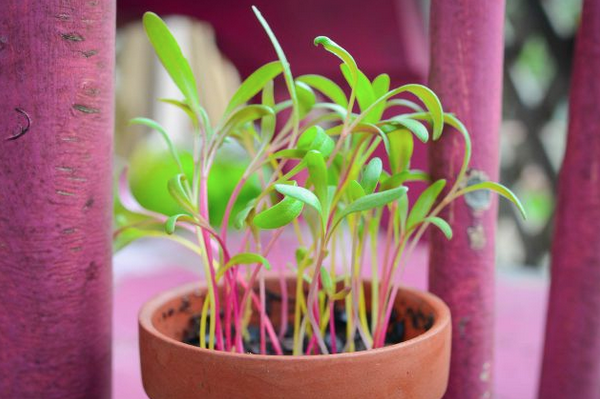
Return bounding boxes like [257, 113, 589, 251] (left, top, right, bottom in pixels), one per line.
[220, 174, 249, 244]
[199, 176, 224, 351]
[279, 269, 289, 340]
[259, 272, 267, 354]
[329, 300, 337, 354]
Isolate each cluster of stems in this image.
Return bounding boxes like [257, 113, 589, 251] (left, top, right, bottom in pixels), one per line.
[115, 9, 524, 356]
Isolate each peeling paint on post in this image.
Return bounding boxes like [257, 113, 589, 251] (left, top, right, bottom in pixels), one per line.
[0, 1, 114, 398]
[538, 1, 600, 397]
[427, 1, 505, 398]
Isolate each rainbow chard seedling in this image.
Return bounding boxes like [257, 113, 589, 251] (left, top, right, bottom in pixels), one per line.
[115, 8, 525, 355]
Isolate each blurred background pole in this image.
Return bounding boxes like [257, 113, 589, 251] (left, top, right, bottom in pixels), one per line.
[427, 1, 505, 398]
[0, 1, 114, 398]
[538, 0, 600, 397]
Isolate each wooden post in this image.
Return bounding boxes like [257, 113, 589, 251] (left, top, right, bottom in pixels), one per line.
[427, 1, 505, 398]
[0, 1, 114, 398]
[538, 1, 600, 397]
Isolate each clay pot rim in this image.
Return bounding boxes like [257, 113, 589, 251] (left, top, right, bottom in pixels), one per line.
[139, 279, 451, 362]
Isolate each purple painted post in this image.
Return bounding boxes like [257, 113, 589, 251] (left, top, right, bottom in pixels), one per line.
[0, 1, 114, 398]
[538, 1, 600, 397]
[427, 1, 505, 398]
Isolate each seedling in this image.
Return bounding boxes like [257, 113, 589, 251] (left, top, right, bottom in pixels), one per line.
[115, 9, 525, 355]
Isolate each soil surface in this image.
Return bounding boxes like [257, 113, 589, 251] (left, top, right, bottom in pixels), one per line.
[182, 289, 434, 355]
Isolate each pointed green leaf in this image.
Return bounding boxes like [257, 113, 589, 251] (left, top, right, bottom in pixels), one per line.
[348, 180, 366, 201]
[369, 73, 390, 123]
[297, 74, 348, 108]
[234, 199, 257, 230]
[167, 174, 195, 213]
[398, 194, 409, 232]
[459, 181, 526, 219]
[361, 157, 382, 194]
[143, 12, 200, 112]
[225, 61, 283, 115]
[320, 267, 334, 294]
[129, 117, 182, 170]
[261, 80, 276, 142]
[341, 64, 375, 117]
[305, 150, 328, 206]
[253, 196, 304, 229]
[314, 36, 358, 83]
[388, 118, 429, 143]
[217, 253, 272, 281]
[252, 7, 298, 117]
[158, 98, 199, 128]
[425, 216, 453, 239]
[337, 186, 408, 223]
[295, 81, 316, 118]
[297, 126, 335, 157]
[387, 129, 414, 173]
[165, 213, 192, 234]
[407, 179, 446, 230]
[275, 184, 322, 215]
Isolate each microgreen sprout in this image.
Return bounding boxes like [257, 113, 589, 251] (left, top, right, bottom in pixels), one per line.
[115, 9, 525, 355]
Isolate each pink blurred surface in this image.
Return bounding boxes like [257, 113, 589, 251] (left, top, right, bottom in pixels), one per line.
[113, 244, 547, 399]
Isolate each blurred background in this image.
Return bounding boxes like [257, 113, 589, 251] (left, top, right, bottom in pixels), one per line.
[111, 1, 583, 398]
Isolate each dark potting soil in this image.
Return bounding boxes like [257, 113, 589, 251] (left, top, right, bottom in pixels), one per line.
[181, 289, 434, 355]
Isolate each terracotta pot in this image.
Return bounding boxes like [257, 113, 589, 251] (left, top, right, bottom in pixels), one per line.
[139, 278, 451, 399]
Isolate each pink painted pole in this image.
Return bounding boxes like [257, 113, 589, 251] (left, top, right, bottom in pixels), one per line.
[427, 1, 505, 398]
[538, 1, 600, 397]
[0, 1, 114, 398]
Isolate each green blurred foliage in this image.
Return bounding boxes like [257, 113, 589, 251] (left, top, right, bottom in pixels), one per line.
[127, 147, 261, 227]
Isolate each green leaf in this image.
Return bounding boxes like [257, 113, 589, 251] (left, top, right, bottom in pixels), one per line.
[252, 7, 298, 118]
[341, 64, 374, 116]
[361, 157, 382, 194]
[360, 84, 443, 140]
[143, 12, 200, 113]
[158, 99, 199, 128]
[459, 181, 527, 219]
[234, 199, 257, 230]
[426, 216, 453, 239]
[270, 149, 308, 160]
[398, 194, 409, 232]
[261, 80, 276, 142]
[297, 74, 348, 108]
[314, 36, 358, 84]
[297, 126, 335, 157]
[381, 169, 430, 191]
[165, 213, 193, 234]
[217, 252, 272, 281]
[407, 179, 446, 230]
[274, 183, 322, 215]
[224, 61, 283, 116]
[444, 113, 472, 178]
[320, 267, 334, 294]
[386, 118, 429, 143]
[167, 174, 195, 213]
[387, 129, 414, 173]
[370, 73, 390, 123]
[295, 81, 316, 118]
[129, 118, 182, 171]
[305, 150, 328, 207]
[337, 186, 408, 223]
[253, 196, 304, 229]
[348, 180, 366, 201]
[224, 104, 275, 132]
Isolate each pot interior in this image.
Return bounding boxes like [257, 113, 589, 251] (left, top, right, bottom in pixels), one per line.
[150, 277, 436, 352]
